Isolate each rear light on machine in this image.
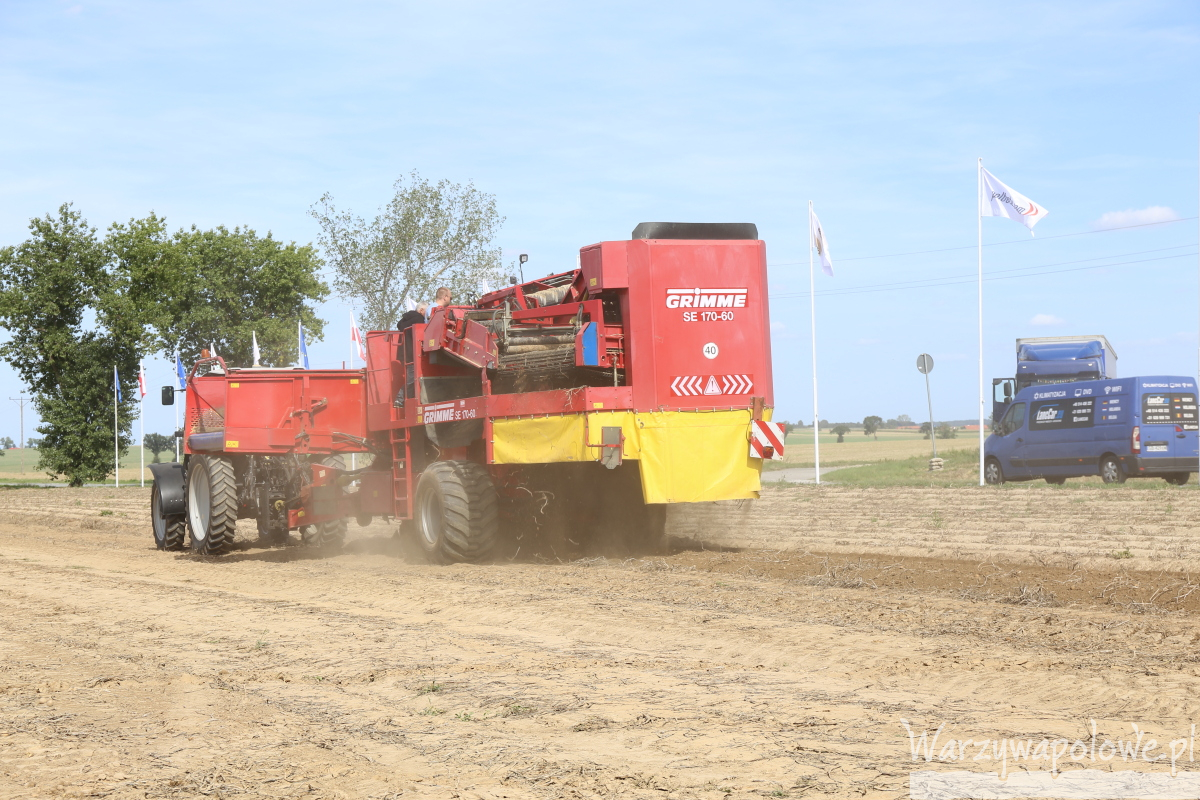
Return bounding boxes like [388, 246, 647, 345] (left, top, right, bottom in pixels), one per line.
[1131, 425, 1141, 454]
[761, 445, 775, 460]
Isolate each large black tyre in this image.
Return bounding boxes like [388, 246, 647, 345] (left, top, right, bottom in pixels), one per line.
[1165, 473, 1191, 486]
[186, 455, 238, 555]
[1044, 476, 1067, 485]
[414, 460, 498, 563]
[151, 484, 186, 551]
[1100, 455, 1126, 484]
[301, 454, 348, 551]
[984, 458, 1005, 485]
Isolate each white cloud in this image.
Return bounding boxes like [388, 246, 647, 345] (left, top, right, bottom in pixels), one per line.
[1029, 313, 1065, 327]
[1090, 206, 1180, 231]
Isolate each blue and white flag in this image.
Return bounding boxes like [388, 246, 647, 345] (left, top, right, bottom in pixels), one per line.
[114, 365, 122, 403]
[298, 321, 310, 369]
[175, 353, 186, 389]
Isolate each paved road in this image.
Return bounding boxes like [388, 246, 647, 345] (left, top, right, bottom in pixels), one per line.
[760, 465, 855, 483]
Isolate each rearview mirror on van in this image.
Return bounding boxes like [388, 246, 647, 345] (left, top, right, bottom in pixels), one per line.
[161, 386, 175, 406]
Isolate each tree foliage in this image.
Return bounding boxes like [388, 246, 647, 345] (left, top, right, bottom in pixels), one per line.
[862, 415, 883, 439]
[0, 204, 328, 485]
[831, 423, 851, 442]
[143, 432, 175, 463]
[130, 222, 327, 367]
[310, 171, 505, 331]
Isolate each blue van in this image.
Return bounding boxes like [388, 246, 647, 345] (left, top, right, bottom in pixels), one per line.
[985, 376, 1199, 485]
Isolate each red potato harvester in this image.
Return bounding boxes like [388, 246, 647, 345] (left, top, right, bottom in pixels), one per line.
[148, 222, 785, 562]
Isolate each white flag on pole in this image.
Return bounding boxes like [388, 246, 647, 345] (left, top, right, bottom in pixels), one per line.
[350, 313, 366, 361]
[405, 296, 416, 312]
[981, 168, 1048, 232]
[252, 331, 261, 366]
[137, 362, 147, 398]
[810, 207, 834, 276]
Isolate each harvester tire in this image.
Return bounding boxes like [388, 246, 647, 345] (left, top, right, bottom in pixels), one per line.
[186, 455, 238, 555]
[301, 454, 348, 551]
[151, 484, 186, 551]
[415, 460, 497, 563]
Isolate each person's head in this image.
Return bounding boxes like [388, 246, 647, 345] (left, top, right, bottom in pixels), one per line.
[416, 302, 428, 316]
[434, 286, 452, 307]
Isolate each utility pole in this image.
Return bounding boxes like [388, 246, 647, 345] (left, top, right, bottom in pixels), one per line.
[9, 395, 27, 476]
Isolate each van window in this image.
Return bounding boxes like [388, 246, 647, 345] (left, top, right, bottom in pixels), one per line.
[1030, 397, 1095, 430]
[1000, 403, 1025, 435]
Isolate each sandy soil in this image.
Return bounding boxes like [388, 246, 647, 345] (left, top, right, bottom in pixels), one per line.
[3, 485, 1200, 799]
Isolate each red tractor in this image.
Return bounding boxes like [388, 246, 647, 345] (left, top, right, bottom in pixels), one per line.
[148, 222, 784, 561]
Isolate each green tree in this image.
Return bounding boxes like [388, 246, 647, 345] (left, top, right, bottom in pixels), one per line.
[0, 205, 141, 485]
[310, 171, 505, 331]
[143, 432, 175, 463]
[127, 222, 328, 367]
[0, 204, 329, 485]
[831, 423, 851, 443]
[936, 423, 957, 439]
[0, 437, 13, 449]
[920, 421, 932, 439]
[863, 415, 883, 439]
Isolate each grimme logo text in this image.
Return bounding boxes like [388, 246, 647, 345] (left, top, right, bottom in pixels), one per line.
[666, 288, 748, 309]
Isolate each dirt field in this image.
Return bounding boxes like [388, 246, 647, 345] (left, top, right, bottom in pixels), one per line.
[4, 485, 1200, 798]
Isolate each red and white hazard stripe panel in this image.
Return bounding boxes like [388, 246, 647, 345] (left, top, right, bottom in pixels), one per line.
[671, 374, 754, 396]
[750, 421, 785, 460]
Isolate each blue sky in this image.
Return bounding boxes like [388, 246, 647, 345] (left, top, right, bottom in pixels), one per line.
[1, 0, 1198, 443]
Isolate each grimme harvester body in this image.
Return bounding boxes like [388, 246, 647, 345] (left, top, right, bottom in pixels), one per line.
[148, 222, 784, 561]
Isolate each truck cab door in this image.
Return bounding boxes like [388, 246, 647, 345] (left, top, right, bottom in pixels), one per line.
[992, 402, 1029, 479]
[992, 379, 1016, 428]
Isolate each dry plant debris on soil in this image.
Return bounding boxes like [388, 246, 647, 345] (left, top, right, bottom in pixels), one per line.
[3, 485, 1200, 798]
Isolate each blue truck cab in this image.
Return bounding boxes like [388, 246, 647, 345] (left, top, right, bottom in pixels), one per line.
[985, 376, 1199, 485]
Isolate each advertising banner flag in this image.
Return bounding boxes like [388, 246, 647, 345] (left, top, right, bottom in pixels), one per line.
[176, 352, 186, 389]
[114, 365, 122, 403]
[350, 314, 366, 361]
[252, 331, 261, 366]
[981, 167, 1048, 232]
[298, 321, 310, 369]
[809, 208, 834, 276]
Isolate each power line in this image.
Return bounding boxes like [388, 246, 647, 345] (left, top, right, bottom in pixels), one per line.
[767, 215, 1197, 267]
[772, 250, 1199, 300]
[770, 243, 1198, 299]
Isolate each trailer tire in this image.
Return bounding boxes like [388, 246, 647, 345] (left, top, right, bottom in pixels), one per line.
[984, 458, 1005, 485]
[186, 455, 238, 555]
[301, 455, 347, 551]
[415, 460, 497, 563]
[1100, 455, 1126, 484]
[151, 484, 186, 551]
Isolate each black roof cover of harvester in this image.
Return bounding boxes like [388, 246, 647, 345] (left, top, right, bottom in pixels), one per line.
[631, 222, 758, 240]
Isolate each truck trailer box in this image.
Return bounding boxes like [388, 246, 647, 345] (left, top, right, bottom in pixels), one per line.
[985, 375, 1198, 485]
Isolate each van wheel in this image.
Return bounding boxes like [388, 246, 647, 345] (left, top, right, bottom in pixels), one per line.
[1045, 476, 1067, 485]
[1100, 455, 1126, 484]
[984, 458, 1004, 485]
[1164, 473, 1191, 486]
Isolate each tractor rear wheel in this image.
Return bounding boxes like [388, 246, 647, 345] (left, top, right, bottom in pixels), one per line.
[151, 484, 186, 551]
[414, 460, 498, 563]
[186, 455, 238, 555]
[301, 454, 348, 551]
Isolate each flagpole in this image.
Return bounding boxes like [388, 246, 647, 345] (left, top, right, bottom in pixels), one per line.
[978, 157, 985, 486]
[139, 365, 144, 488]
[114, 365, 119, 489]
[809, 200, 820, 485]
